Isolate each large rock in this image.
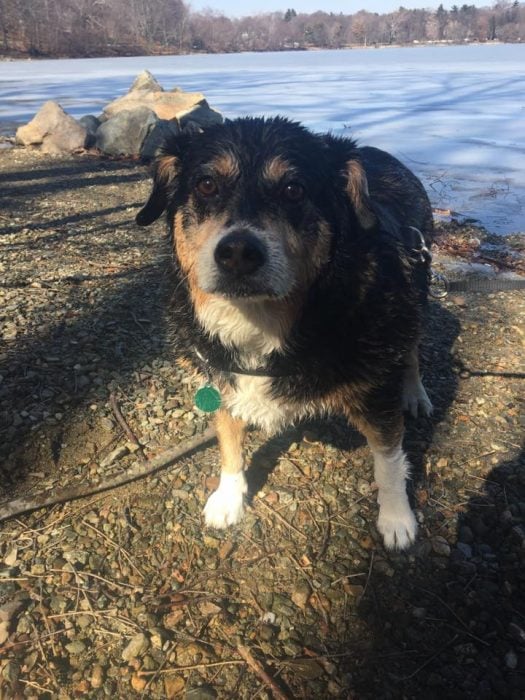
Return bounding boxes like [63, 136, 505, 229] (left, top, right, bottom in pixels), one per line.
[177, 103, 223, 129]
[79, 114, 101, 148]
[95, 107, 158, 156]
[16, 101, 87, 153]
[103, 89, 209, 121]
[130, 69, 163, 92]
[140, 119, 180, 162]
[103, 71, 223, 125]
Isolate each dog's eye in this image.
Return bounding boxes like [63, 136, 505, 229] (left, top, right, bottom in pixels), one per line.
[282, 182, 304, 202]
[196, 177, 218, 197]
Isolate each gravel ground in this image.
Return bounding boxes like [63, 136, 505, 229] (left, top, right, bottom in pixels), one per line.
[0, 146, 524, 699]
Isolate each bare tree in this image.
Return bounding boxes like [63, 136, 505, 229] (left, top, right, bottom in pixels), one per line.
[0, 0, 522, 58]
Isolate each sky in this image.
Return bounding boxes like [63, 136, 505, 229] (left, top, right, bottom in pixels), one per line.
[189, 1, 493, 17]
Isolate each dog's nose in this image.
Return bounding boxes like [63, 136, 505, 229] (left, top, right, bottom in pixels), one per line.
[214, 231, 266, 276]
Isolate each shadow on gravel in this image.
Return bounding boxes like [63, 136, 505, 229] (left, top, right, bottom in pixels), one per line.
[0, 260, 175, 492]
[348, 444, 525, 700]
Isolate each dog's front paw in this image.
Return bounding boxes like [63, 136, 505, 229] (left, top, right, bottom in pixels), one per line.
[402, 378, 433, 418]
[203, 472, 247, 528]
[377, 498, 417, 550]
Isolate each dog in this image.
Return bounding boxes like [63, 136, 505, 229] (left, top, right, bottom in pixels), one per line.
[136, 116, 434, 550]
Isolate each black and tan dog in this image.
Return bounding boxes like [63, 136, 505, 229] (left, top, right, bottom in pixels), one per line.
[136, 116, 434, 550]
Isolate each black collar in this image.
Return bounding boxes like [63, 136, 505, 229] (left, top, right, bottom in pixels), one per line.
[193, 345, 297, 379]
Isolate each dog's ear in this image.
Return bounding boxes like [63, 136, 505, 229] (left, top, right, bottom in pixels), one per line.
[344, 159, 377, 230]
[136, 154, 180, 226]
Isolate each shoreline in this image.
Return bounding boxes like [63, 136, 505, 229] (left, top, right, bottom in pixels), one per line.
[0, 39, 519, 62]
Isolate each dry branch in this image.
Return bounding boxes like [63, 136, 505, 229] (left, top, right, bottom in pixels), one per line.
[0, 427, 216, 523]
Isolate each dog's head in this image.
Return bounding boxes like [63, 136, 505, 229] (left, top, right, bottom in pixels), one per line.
[137, 117, 376, 303]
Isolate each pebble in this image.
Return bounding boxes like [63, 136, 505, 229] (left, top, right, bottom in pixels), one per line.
[121, 633, 150, 662]
[100, 444, 129, 468]
[66, 640, 86, 655]
[505, 650, 518, 670]
[458, 525, 474, 543]
[131, 674, 147, 692]
[185, 686, 217, 700]
[291, 582, 311, 610]
[90, 664, 104, 688]
[456, 542, 472, 559]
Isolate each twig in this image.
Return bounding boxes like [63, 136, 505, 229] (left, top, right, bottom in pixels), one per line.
[138, 659, 246, 676]
[255, 497, 307, 540]
[82, 519, 145, 580]
[0, 427, 216, 522]
[391, 634, 459, 681]
[415, 586, 490, 646]
[236, 645, 292, 700]
[360, 551, 375, 602]
[109, 392, 146, 463]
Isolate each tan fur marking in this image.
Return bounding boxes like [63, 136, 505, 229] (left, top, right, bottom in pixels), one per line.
[263, 156, 293, 183]
[173, 210, 229, 314]
[215, 410, 246, 475]
[157, 155, 179, 185]
[211, 153, 240, 179]
[346, 159, 376, 229]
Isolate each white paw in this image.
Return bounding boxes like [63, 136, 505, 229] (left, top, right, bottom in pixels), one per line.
[203, 472, 247, 529]
[377, 497, 417, 550]
[402, 378, 433, 418]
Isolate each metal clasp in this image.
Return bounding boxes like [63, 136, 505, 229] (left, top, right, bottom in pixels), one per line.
[408, 226, 432, 265]
[429, 271, 449, 298]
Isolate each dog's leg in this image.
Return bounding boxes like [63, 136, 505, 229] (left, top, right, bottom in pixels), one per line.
[402, 346, 433, 418]
[358, 416, 417, 550]
[203, 410, 247, 528]
[370, 439, 417, 550]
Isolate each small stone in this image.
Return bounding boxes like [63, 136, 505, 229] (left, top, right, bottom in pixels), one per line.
[2, 660, 20, 684]
[122, 633, 149, 662]
[198, 601, 222, 616]
[165, 675, 185, 697]
[218, 540, 234, 560]
[291, 582, 310, 610]
[357, 479, 371, 496]
[343, 583, 364, 598]
[100, 444, 129, 468]
[90, 664, 104, 688]
[505, 650, 518, 670]
[258, 624, 275, 642]
[458, 525, 474, 544]
[456, 542, 472, 559]
[131, 673, 147, 692]
[509, 623, 525, 644]
[66, 640, 86, 655]
[185, 685, 218, 700]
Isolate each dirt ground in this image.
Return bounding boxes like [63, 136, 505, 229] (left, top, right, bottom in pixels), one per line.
[0, 147, 524, 699]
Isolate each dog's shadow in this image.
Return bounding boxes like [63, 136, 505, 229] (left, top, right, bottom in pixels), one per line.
[243, 300, 460, 506]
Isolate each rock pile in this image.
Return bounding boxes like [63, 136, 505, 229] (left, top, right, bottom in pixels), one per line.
[15, 70, 223, 158]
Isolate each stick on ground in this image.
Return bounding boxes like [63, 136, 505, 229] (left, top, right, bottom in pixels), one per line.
[236, 644, 292, 700]
[0, 427, 216, 523]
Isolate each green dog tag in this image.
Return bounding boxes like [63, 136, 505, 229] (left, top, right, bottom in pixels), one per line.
[194, 385, 221, 413]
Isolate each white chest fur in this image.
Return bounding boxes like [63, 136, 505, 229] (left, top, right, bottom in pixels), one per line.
[225, 375, 311, 434]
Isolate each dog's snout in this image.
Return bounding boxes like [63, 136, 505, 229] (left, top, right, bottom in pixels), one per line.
[214, 231, 266, 276]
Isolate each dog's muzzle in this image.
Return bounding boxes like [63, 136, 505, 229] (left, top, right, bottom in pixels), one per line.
[214, 230, 267, 277]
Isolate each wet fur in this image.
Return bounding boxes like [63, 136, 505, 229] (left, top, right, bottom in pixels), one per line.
[137, 117, 434, 549]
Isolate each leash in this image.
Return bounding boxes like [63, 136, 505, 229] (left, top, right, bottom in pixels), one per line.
[430, 272, 525, 298]
[406, 227, 524, 299]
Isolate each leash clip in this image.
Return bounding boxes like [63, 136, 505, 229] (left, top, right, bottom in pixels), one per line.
[408, 226, 432, 265]
[429, 271, 449, 298]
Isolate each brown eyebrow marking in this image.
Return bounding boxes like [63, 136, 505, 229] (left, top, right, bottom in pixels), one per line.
[262, 156, 294, 183]
[210, 152, 240, 179]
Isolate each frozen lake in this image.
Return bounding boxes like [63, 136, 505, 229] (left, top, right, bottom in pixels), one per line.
[1, 44, 524, 234]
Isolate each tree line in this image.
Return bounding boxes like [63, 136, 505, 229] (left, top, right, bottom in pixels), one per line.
[0, 1, 523, 58]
